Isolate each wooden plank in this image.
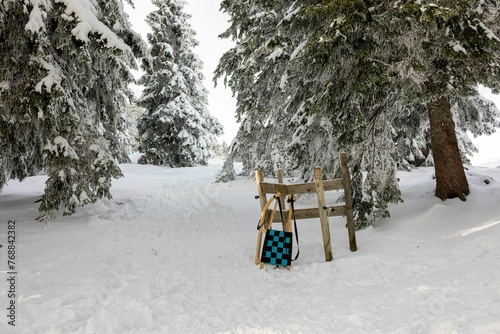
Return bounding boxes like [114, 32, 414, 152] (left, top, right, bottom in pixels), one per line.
[260, 181, 323, 195]
[260, 179, 343, 195]
[286, 182, 316, 194]
[287, 179, 343, 193]
[314, 167, 333, 262]
[323, 179, 344, 191]
[260, 182, 289, 195]
[271, 205, 346, 222]
[341, 153, 357, 252]
[325, 205, 347, 217]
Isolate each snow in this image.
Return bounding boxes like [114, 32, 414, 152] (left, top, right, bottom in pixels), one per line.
[33, 58, 63, 93]
[1, 155, 500, 333]
[266, 46, 284, 62]
[44, 136, 79, 160]
[0, 81, 9, 91]
[54, 0, 131, 51]
[25, 0, 51, 34]
[290, 40, 307, 61]
[450, 41, 467, 54]
[25, 0, 131, 52]
[474, 19, 500, 42]
[282, 4, 301, 22]
[279, 72, 289, 90]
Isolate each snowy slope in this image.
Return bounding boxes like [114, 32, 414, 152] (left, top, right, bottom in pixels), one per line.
[1, 158, 500, 333]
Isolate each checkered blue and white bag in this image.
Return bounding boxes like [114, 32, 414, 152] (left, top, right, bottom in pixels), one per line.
[261, 229, 293, 266]
[257, 193, 299, 269]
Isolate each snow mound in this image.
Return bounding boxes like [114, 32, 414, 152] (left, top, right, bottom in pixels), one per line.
[1, 161, 499, 333]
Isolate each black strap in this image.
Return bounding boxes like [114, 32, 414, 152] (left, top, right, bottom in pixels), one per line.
[289, 197, 300, 261]
[256, 208, 266, 230]
[256, 195, 284, 230]
[276, 195, 285, 225]
[255, 194, 299, 261]
[256, 215, 267, 230]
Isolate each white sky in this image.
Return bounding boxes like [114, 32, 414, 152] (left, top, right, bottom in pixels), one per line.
[124, 1, 500, 164]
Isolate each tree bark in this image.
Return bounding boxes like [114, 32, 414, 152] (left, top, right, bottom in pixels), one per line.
[426, 82, 470, 201]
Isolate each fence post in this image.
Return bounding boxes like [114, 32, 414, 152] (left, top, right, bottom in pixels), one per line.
[341, 153, 357, 252]
[255, 170, 268, 264]
[314, 167, 333, 261]
[255, 170, 267, 212]
[277, 168, 286, 212]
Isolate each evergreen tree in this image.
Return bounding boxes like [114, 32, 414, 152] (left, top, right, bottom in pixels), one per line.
[0, 0, 147, 219]
[116, 93, 142, 161]
[214, 154, 236, 183]
[389, 0, 500, 200]
[137, 0, 222, 167]
[217, 0, 403, 226]
[215, 1, 296, 178]
[221, 140, 229, 157]
[216, 0, 500, 228]
[0, 1, 45, 190]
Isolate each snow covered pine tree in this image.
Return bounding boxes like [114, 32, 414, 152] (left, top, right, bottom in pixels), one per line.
[0, 0, 147, 220]
[137, 0, 222, 167]
[216, 0, 500, 228]
[390, 1, 500, 200]
[215, 1, 296, 178]
[217, 0, 404, 228]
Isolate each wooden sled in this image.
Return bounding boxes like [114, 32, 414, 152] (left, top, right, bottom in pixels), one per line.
[255, 192, 281, 266]
[256, 193, 296, 270]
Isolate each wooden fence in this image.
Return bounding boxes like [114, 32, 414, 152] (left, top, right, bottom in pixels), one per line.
[255, 152, 357, 262]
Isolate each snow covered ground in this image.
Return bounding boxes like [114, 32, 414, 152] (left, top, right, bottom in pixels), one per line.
[1, 155, 500, 333]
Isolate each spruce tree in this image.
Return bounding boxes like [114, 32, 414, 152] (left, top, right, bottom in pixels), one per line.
[137, 0, 222, 167]
[217, 0, 404, 227]
[0, 1, 45, 190]
[0, 0, 146, 220]
[389, 1, 500, 200]
[216, 0, 500, 228]
[116, 91, 142, 162]
[215, 1, 298, 178]
[214, 155, 236, 183]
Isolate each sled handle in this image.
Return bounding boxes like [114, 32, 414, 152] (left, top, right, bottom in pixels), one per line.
[255, 193, 281, 265]
[258, 192, 281, 231]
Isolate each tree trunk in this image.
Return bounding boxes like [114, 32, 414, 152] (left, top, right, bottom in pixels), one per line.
[426, 82, 470, 201]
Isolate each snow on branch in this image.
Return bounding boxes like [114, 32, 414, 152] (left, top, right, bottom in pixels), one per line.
[54, 0, 131, 51]
[44, 136, 79, 160]
[473, 19, 500, 42]
[282, 2, 301, 22]
[33, 57, 63, 93]
[290, 40, 307, 60]
[0, 81, 10, 92]
[25, 0, 52, 33]
[449, 40, 467, 54]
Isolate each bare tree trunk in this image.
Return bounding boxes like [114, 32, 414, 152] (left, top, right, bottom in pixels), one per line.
[426, 82, 470, 201]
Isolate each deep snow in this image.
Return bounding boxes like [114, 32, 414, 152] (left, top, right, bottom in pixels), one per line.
[1, 157, 500, 333]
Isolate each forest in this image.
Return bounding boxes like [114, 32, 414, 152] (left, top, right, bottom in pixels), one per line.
[1, 0, 500, 228]
[1, 1, 500, 332]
